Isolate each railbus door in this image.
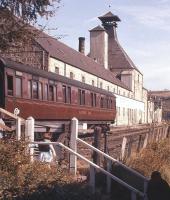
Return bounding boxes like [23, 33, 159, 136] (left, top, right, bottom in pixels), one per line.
[0, 61, 5, 108]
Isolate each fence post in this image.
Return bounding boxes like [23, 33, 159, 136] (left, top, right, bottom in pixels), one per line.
[137, 135, 142, 152]
[131, 191, 137, 200]
[144, 180, 148, 200]
[143, 133, 149, 148]
[127, 137, 133, 158]
[164, 126, 169, 139]
[25, 117, 35, 162]
[120, 136, 127, 161]
[93, 126, 102, 165]
[89, 165, 95, 194]
[106, 159, 112, 194]
[16, 118, 21, 140]
[25, 117, 34, 141]
[69, 117, 78, 175]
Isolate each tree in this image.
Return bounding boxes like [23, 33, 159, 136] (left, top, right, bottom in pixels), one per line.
[0, 0, 60, 51]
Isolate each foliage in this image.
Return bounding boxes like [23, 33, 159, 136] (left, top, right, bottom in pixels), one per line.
[126, 138, 170, 184]
[0, 0, 60, 50]
[0, 139, 93, 200]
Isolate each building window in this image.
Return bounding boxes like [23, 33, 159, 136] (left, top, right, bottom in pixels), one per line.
[49, 85, 54, 101]
[70, 72, 74, 79]
[100, 82, 103, 89]
[44, 84, 48, 100]
[82, 76, 85, 83]
[123, 107, 125, 116]
[16, 77, 22, 97]
[7, 75, 13, 96]
[92, 80, 95, 86]
[78, 89, 85, 105]
[55, 67, 59, 74]
[32, 81, 38, 99]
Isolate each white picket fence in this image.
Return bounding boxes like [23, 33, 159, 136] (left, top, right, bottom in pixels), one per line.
[27, 117, 149, 200]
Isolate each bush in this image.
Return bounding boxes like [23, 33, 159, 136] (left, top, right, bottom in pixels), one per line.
[126, 138, 170, 184]
[0, 139, 92, 200]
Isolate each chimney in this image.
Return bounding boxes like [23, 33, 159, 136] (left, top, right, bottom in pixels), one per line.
[89, 26, 108, 69]
[78, 37, 85, 54]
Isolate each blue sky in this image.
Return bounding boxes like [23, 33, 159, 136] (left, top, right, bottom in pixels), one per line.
[39, 0, 170, 91]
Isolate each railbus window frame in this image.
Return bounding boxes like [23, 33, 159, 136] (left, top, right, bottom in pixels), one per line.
[62, 85, 71, 104]
[7, 75, 14, 96]
[32, 80, 39, 99]
[78, 89, 85, 106]
[15, 76, 22, 97]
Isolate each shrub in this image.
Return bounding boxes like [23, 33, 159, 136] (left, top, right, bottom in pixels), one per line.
[0, 139, 92, 200]
[126, 138, 170, 184]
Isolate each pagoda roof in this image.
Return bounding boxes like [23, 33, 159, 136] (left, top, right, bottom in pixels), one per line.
[98, 12, 121, 22]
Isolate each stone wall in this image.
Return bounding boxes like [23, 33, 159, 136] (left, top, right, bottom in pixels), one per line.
[0, 41, 49, 70]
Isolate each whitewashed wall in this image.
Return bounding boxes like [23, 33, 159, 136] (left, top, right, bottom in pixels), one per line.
[115, 94, 144, 125]
[48, 57, 152, 126]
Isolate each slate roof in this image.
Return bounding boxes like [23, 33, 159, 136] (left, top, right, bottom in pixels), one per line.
[108, 38, 141, 73]
[89, 25, 105, 32]
[35, 31, 130, 90]
[97, 12, 142, 74]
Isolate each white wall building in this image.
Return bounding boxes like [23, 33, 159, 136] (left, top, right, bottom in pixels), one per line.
[34, 11, 161, 125]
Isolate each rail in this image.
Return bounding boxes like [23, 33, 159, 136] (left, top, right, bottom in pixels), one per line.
[77, 137, 149, 182]
[0, 108, 25, 122]
[0, 107, 25, 140]
[31, 141, 146, 199]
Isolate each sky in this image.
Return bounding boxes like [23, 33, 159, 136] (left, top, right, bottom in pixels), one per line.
[39, 0, 170, 91]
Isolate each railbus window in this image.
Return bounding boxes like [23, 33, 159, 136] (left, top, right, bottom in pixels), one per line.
[32, 81, 38, 99]
[62, 85, 67, 103]
[39, 82, 43, 100]
[49, 85, 54, 101]
[94, 94, 97, 107]
[91, 93, 97, 107]
[78, 89, 85, 105]
[16, 77, 22, 97]
[62, 85, 71, 104]
[7, 75, 13, 96]
[106, 98, 109, 108]
[110, 99, 113, 109]
[44, 84, 48, 100]
[67, 86, 71, 104]
[56, 86, 58, 101]
[90, 93, 94, 107]
[100, 97, 104, 108]
[28, 81, 32, 99]
[81, 90, 85, 105]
